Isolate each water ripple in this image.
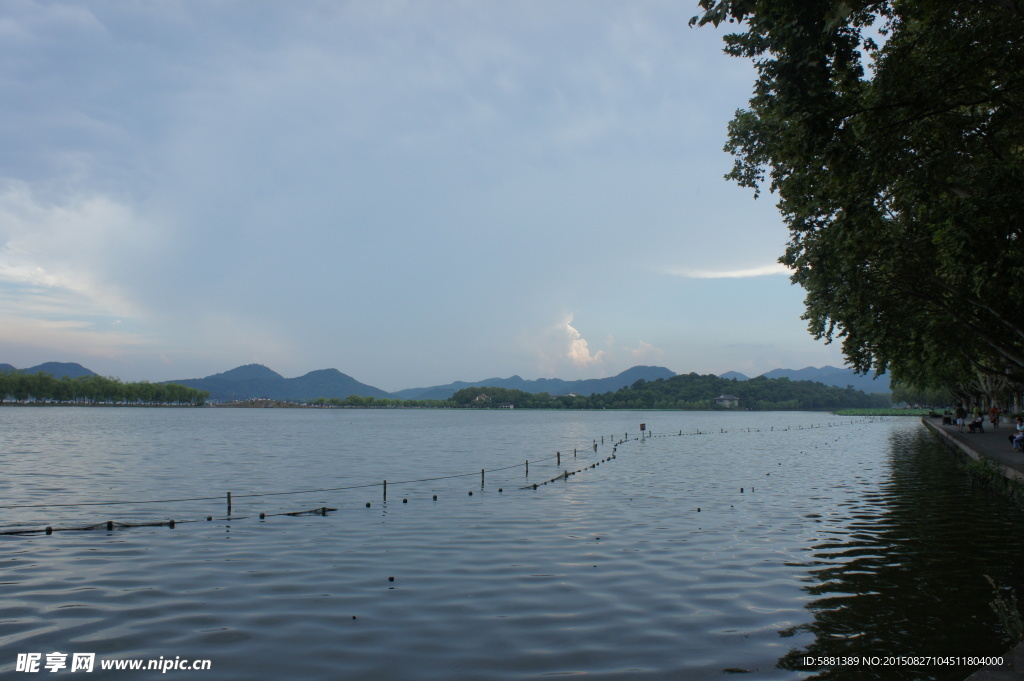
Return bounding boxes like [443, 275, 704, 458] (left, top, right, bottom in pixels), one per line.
[2, 411, 1023, 679]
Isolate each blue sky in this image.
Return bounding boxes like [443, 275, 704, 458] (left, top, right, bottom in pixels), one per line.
[0, 0, 848, 391]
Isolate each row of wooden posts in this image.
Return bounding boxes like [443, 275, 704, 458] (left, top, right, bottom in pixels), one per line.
[219, 430, 646, 515]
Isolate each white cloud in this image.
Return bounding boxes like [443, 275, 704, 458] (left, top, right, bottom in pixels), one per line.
[626, 339, 665, 362]
[0, 181, 158, 320]
[0, 316, 149, 360]
[667, 263, 792, 279]
[562, 314, 606, 367]
[0, 2, 832, 387]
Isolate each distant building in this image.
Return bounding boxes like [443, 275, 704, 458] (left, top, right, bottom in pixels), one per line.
[715, 394, 740, 408]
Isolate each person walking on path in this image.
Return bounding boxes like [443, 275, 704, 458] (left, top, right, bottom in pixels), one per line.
[990, 404, 1002, 429]
[955, 404, 968, 433]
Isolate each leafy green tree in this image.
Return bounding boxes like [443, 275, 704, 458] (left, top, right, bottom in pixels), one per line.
[693, 0, 1024, 394]
[0, 370, 12, 404]
[891, 383, 952, 407]
[10, 372, 30, 402]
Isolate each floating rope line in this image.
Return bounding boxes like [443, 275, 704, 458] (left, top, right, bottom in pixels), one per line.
[0, 456, 561, 511]
[0, 418, 883, 536]
[0, 434, 607, 534]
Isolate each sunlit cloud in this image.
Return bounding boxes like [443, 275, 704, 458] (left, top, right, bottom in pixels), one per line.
[564, 314, 605, 367]
[667, 263, 792, 279]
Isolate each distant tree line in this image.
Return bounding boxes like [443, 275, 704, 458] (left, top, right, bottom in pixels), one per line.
[0, 371, 209, 406]
[307, 395, 449, 408]
[308, 373, 890, 411]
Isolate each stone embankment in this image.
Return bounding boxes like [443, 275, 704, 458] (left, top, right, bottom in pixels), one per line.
[923, 416, 1024, 680]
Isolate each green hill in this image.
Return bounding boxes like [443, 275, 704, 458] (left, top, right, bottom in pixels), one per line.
[166, 364, 390, 402]
[451, 372, 891, 410]
[392, 365, 676, 400]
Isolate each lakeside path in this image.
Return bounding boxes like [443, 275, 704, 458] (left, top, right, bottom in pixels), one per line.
[922, 415, 1024, 481]
[921, 416, 1024, 680]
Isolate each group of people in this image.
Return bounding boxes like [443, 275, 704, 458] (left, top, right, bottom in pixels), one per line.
[953, 403, 1001, 433]
[953, 402, 1024, 451]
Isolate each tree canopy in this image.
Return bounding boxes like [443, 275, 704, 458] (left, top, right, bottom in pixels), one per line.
[694, 0, 1024, 400]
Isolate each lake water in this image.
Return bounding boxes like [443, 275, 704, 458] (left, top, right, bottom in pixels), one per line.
[3, 408, 1023, 680]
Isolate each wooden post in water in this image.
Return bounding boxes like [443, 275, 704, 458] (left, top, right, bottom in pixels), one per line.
[383, 480, 387, 501]
[227, 492, 232, 515]
[481, 469, 485, 486]
[526, 460, 529, 477]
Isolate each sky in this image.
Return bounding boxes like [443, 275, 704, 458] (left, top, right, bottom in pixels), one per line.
[0, 0, 849, 392]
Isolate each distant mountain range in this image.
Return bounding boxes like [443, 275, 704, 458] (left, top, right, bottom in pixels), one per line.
[719, 365, 891, 393]
[0, 362, 98, 379]
[168, 364, 675, 402]
[392, 365, 676, 401]
[2, 361, 891, 401]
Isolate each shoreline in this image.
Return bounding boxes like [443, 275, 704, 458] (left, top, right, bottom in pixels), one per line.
[923, 416, 1024, 680]
[0, 401, 897, 412]
[0, 402, 204, 408]
[922, 416, 1024, 483]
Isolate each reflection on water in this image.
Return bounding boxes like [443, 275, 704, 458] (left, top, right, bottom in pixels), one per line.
[2, 410, 1024, 680]
[778, 427, 1024, 680]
